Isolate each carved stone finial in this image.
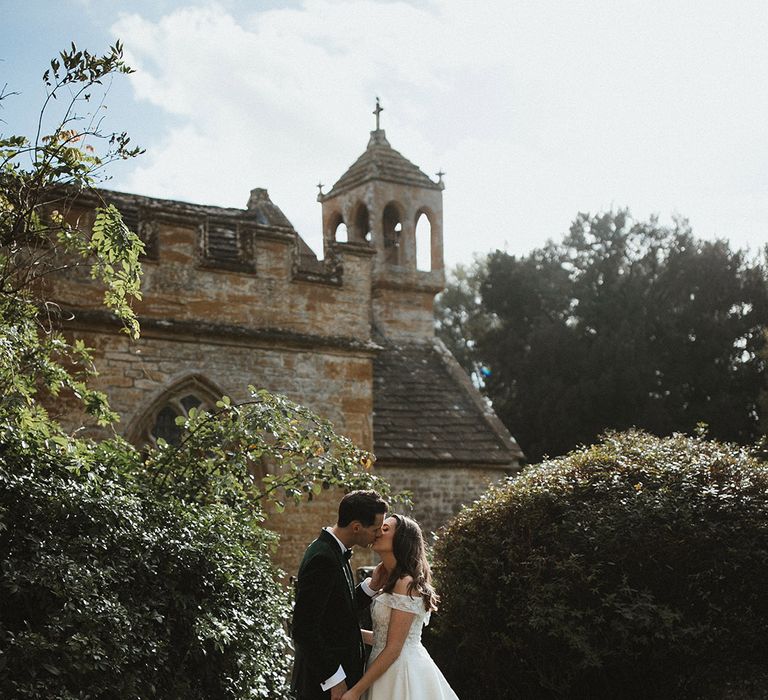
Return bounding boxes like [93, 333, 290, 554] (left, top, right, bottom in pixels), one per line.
[373, 97, 383, 131]
[436, 170, 446, 188]
[317, 181, 324, 196]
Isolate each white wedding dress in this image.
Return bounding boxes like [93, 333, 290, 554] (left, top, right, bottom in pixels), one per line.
[364, 591, 459, 699]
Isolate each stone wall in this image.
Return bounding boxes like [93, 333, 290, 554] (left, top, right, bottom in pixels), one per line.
[377, 464, 511, 538]
[265, 493, 341, 577]
[59, 325, 375, 446]
[371, 283, 443, 339]
[54, 322, 376, 576]
[48, 204, 376, 342]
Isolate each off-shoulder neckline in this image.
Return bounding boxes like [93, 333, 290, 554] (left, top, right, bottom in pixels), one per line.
[379, 591, 419, 599]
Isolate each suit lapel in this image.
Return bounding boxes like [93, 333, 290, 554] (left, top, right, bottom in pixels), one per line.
[318, 529, 355, 601]
[342, 557, 354, 598]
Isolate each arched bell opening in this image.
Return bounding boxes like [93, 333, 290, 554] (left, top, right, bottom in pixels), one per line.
[327, 211, 348, 243]
[382, 202, 404, 265]
[352, 202, 372, 243]
[334, 216, 349, 243]
[415, 211, 433, 271]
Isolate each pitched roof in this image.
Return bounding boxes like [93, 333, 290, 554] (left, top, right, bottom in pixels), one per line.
[324, 130, 443, 198]
[373, 339, 525, 466]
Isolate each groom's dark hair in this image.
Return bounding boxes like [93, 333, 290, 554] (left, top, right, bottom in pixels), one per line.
[338, 490, 388, 527]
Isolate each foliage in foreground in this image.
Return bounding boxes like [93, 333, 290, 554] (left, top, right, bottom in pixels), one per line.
[436, 212, 768, 461]
[1, 42, 145, 432]
[0, 386, 398, 699]
[0, 423, 289, 699]
[427, 430, 768, 699]
[0, 44, 402, 698]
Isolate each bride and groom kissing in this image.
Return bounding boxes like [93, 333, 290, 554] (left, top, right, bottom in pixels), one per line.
[291, 490, 459, 700]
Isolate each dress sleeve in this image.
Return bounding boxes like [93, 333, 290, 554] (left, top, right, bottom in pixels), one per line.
[376, 592, 427, 617]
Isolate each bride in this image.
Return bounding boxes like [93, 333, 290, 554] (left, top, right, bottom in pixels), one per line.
[341, 514, 459, 700]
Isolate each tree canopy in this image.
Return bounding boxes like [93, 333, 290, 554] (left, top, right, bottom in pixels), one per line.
[1, 42, 144, 433]
[437, 211, 768, 461]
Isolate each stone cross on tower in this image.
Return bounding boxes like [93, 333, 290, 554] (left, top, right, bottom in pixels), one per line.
[373, 97, 383, 131]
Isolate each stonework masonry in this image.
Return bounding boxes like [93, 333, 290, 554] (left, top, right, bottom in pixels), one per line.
[375, 465, 507, 538]
[48, 124, 524, 575]
[54, 323, 375, 572]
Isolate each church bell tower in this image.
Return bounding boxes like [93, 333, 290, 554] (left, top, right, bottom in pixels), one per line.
[318, 99, 446, 339]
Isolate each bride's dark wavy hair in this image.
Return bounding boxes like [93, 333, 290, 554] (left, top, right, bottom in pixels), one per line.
[382, 514, 439, 612]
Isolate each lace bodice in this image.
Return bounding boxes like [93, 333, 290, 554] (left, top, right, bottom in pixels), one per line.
[370, 592, 431, 653]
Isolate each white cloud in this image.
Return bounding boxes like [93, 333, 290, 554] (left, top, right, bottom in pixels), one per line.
[111, 0, 768, 266]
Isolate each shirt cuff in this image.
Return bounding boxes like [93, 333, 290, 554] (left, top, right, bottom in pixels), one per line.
[360, 576, 380, 597]
[321, 665, 346, 691]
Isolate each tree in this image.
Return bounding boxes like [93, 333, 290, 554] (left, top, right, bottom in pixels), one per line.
[427, 429, 768, 699]
[433, 258, 490, 385]
[1, 41, 144, 433]
[0, 45, 402, 697]
[437, 211, 768, 461]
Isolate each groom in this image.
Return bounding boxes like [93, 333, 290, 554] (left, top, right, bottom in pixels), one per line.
[291, 490, 388, 700]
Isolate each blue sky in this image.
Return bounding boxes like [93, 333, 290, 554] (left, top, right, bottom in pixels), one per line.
[2, 0, 767, 267]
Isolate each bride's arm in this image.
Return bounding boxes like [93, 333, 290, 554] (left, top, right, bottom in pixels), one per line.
[342, 608, 415, 700]
[360, 629, 373, 646]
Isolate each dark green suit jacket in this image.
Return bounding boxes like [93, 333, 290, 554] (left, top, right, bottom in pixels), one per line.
[291, 530, 372, 699]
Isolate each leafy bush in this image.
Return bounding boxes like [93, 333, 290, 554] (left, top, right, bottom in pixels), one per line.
[427, 430, 768, 699]
[0, 384, 397, 699]
[0, 424, 291, 699]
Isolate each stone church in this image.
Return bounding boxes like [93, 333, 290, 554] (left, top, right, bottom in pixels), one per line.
[50, 116, 524, 572]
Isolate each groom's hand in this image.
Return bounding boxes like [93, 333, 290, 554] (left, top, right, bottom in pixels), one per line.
[330, 679, 347, 700]
[369, 562, 388, 591]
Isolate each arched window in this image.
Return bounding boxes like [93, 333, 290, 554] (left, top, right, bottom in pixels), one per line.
[328, 212, 348, 243]
[415, 211, 432, 271]
[382, 203, 403, 265]
[132, 375, 221, 448]
[149, 393, 206, 446]
[353, 203, 371, 243]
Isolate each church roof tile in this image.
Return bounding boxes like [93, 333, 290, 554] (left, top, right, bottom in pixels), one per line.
[324, 130, 442, 198]
[373, 339, 525, 466]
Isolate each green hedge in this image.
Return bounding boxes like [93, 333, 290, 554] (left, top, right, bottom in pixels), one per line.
[427, 430, 768, 699]
[0, 428, 291, 699]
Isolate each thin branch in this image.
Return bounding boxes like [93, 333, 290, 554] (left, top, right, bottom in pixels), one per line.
[34, 73, 68, 155]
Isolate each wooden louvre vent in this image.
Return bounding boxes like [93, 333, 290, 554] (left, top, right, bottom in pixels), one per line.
[206, 222, 240, 262]
[201, 217, 255, 272]
[120, 207, 139, 235]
